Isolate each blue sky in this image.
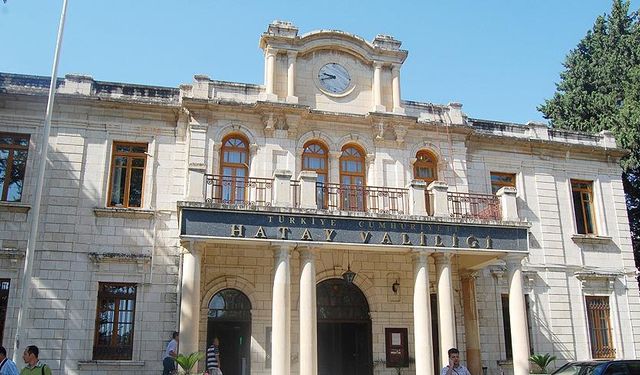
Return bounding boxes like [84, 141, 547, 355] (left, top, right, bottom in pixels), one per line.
[1, 1, 637, 124]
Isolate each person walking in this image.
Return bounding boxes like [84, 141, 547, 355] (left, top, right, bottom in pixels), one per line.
[206, 337, 222, 375]
[0, 346, 19, 375]
[441, 348, 471, 375]
[163, 331, 179, 375]
[19, 346, 51, 375]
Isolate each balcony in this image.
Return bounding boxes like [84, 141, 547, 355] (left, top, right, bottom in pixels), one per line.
[200, 173, 517, 222]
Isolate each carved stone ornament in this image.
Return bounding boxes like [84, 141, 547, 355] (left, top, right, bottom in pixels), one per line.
[575, 271, 618, 290]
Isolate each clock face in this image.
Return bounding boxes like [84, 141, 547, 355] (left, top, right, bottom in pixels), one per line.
[318, 63, 351, 94]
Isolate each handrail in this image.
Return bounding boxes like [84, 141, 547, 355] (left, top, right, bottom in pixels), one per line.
[317, 182, 409, 214]
[447, 192, 500, 220]
[204, 174, 273, 206]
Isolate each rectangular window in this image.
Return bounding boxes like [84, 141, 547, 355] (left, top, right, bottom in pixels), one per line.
[108, 142, 147, 208]
[571, 180, 596, 234]
[585, 296, 615, 359]
[501, 294, 534, 359]
[93, 283, 137, 360]
[0, 133, 30, 202]
[490, 172, 516, 195]
[0, 279, 9, 344]
[501, 294, 513, 359]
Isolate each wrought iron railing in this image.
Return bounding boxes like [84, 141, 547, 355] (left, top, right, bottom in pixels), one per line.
[447, 192, 500, 220]
[316, 183, 409, 214]
[205, 174, 272, 206]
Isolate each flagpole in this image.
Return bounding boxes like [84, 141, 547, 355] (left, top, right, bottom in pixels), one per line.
[13, 0, 69, 362]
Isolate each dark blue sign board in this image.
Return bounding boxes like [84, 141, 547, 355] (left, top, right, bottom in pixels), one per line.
[180, 208, 528, 251]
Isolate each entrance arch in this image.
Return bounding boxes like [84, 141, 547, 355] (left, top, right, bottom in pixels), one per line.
[317, 278, 372, 375]
[207, 288, 251, 375]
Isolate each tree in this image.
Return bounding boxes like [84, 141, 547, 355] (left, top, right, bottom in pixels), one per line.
[538, 0, 640, 271]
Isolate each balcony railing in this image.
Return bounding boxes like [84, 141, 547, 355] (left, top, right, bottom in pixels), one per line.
[447, 192, 501, 220]
[317, 183, 409, 215]
[205, 174, 273, 206]
[199, 174, 514, 221]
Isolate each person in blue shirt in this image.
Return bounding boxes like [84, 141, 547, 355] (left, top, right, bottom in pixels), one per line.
[0, 346, 19, 375]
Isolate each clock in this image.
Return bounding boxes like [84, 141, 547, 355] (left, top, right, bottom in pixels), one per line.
[317, 63, 351, 94]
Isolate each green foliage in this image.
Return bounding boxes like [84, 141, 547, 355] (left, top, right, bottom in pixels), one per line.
[174, 352, 205, 375]
[538, 0, 640, 170]
[539, 0, 640, 274]
[529, 353, 557, 373]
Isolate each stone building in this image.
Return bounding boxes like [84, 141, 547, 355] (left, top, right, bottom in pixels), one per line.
[0, 21, 638, 375]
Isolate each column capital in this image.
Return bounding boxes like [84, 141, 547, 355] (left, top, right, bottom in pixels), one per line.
[298, 245, 318, 261]
[287, 50, 298, 59]
[373, 60, 384, 69]
[504, 254, 526, 270]
[265, 47, 279, 58]
[329, 150, 342, 158]
[433, 252, 453, 265]
[391, 63, 401, 74]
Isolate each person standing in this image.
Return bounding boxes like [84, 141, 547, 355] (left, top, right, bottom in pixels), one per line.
[163, 331, 179, 375]
[0, 346, 19, 375]
[441, 348, 471, 375]
[19, 346, 51, 375]
[206, 337, 221, 375]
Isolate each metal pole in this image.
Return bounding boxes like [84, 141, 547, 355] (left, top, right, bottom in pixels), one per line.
[13, 0, 69, 362]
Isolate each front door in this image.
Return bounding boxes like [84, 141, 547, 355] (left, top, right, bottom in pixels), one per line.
[207, 288, 252, 375]
[317, 279, 372, 375]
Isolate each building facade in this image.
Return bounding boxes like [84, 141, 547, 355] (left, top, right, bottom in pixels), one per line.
[0, 21, 639, 375]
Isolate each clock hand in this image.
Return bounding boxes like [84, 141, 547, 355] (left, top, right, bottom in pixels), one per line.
[321, 73, 336, 79]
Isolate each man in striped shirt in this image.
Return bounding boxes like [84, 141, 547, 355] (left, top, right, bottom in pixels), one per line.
[206, 337, 221, 374]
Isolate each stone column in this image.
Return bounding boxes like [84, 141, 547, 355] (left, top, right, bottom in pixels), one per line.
[299, 247, 318, 375]
[435, 252, 456, 368]
[372, 61, 386, 112]
[272, 245, 291, 375]
[413, 251, 435, 375]
[506, 255, 530, 375]
[497, 186, 518, 221]
[263, 48, 278, 101]
[179, 243, 202, 358]
[391, 64, 405, 114]
[461, 273, 482, 375]
[286, 51, 298, 103]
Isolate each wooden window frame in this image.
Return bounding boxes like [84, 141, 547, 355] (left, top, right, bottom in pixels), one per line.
[220, 134, 250, 204]
[302, 141, 328, 182]
[302, 141, 329, 209]
[107, 142, 148, 208]
[413, 150, 438, 184]
[0, 279, 9, 344]
[414, 150, 438, 215]
[93, 283, 137, 360]
[490, 172, 516, 195]
[339, 144, 366, 210]
[0, 132, 30, 202]
[571, 179, 597, 235]
[585, 296, 616, 359]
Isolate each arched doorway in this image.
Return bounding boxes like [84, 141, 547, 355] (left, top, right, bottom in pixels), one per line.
[317, 279, 372, 375]
[207, 289, 251, 375]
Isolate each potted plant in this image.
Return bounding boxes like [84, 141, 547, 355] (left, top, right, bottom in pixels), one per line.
[174, 351, 205, 375]
[529, 353, 557, 374]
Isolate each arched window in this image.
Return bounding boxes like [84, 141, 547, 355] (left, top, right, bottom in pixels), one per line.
[302, 141, 329, 209]
[220, 134, 249, 204]
[340, 144, 366, 211]
[414, 150, 438, 215]
[208, 288, 252, 321]
[414, 150, 437, 183]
